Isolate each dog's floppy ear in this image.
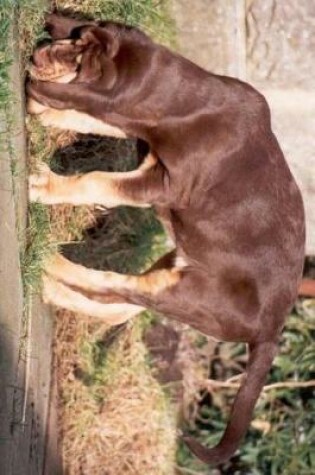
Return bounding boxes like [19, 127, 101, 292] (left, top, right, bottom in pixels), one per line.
[78, 26, 120, 59]
[74, 46, 104, 83]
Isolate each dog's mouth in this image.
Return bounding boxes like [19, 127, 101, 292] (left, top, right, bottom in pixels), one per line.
[30, 39, 83, 84]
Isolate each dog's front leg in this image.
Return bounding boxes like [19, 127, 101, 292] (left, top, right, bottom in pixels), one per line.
[26, 80, 98, 114]
[27, 80, 128, 137]
[27, 101, 127, 138]
[29, 152, 167, 208]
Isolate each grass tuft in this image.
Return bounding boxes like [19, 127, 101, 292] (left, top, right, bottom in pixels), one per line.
[18, 0, 50, 64]
[54, 0, 176, 46]
[0, 2, 14, 157]
[21, 202, 53, 295]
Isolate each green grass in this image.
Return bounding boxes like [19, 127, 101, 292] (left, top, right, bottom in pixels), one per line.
[55, 0, 176, 45]
[0, 1, 52, 298]
[0, 1, 14, 153]
[18, 0, 50, 62]
[20, 202, 54, 294]
[16, 3, 57, 297]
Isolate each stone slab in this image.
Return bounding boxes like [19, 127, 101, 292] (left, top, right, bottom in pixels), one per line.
[0, 19, 57, 475]
[246, 0, 315, 89]
[170, 0, 246, 77]
[263, 89, 315, 254]
[0, 117, 24, 474]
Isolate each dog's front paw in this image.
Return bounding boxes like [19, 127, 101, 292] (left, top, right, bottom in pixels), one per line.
[26, 97, 48, 115]
[37, 109, 63, 128]
[29, 162, 56, 203]
[42, 274, 65, 306]
[42, 275, 56, 305]
[26, 101, 64, 129]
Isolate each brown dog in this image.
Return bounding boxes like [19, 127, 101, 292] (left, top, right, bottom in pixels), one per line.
[27, 14, 305, 465]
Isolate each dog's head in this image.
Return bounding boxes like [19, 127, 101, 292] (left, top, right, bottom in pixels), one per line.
[30, 39, 84, 82]
[28, 18, 153, 115]
[30, 24, 125, 88]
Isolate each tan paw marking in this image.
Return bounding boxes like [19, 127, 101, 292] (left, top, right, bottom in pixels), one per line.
[26, 98, 48, 115]
[42, 275, 61, 305]
[29, 163, 56, 202]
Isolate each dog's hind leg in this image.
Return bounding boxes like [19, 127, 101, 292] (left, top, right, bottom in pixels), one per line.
[43, 253, 229, 339]
[42, 275, 144, 324]
[42, 252, 183, 324]
[44, 252, 182, 298]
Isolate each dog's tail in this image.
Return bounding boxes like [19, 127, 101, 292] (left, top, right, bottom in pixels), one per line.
[183, 340, 278, 466]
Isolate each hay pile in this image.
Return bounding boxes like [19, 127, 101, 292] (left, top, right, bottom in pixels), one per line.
[54, 313, 177, 475]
